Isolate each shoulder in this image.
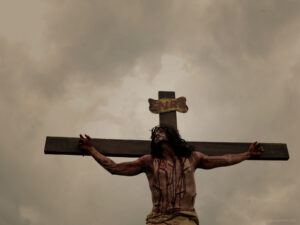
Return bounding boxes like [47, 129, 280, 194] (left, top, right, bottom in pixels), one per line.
[190, 151, 204, 159]
[140, 154, 153, 161]
[189, 151, 208, 165]
[139, 154, 153, 169]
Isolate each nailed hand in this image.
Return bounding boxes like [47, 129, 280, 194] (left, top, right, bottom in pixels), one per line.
[78, 134, 93, 151]
[248, 141, 264, 157]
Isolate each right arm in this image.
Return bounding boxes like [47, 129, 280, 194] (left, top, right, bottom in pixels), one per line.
[78, 134, 147, 176]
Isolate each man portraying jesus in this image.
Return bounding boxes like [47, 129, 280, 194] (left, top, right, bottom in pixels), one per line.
[78, 125, 264, 225]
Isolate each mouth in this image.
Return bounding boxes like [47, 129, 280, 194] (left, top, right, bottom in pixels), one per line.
[155, 136, 167, 144]
[155, 138, 161, 143]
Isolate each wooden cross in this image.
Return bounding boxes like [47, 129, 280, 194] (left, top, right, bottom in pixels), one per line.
[44, 91, 289, 160]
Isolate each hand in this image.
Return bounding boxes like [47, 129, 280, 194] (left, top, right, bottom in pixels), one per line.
[248, 141, 264, 157]
[78, 134, 93, 152]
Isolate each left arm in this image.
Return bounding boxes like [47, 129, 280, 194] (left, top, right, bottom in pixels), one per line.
[78, 134, 149, 176]
[195, 141, 263, 169]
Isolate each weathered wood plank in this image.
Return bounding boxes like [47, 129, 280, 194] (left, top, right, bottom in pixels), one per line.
[159, 91, 177, 129]
[44, 136, 289, 160]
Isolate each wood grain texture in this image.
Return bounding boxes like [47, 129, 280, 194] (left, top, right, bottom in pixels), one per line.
[44, 136, 289, 160]
[158, 91, 177, 129]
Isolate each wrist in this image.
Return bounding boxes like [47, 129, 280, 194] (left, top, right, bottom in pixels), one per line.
[86, 146, 95, 152]
[244, 151, 251, 159]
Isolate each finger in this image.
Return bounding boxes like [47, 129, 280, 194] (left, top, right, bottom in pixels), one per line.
[255, 142, 261, 149]
[85, 134, 91, 140]
[80, 134, 84, 139]
[258, 146, 264, 152]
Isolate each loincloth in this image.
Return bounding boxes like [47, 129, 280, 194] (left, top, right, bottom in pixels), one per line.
[146, 211, 199, 225]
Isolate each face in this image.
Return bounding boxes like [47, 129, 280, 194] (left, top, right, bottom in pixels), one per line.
[154, 128, 168, 144]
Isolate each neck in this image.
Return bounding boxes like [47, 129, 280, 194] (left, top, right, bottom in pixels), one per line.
[161, 143, 176, 160]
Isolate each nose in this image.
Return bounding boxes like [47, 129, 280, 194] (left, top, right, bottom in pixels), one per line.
[155, 131, 162, 137]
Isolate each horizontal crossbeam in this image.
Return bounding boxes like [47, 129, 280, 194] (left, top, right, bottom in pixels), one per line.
[44, 137, 289, 160]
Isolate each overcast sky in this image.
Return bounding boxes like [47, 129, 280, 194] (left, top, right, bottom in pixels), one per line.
[0, 0, 299, 225]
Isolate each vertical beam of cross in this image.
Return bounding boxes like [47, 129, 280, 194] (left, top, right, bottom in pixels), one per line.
[159, 91, 177, 129]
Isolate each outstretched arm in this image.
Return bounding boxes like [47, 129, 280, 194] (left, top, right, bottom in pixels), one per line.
[195, 141, 264, 169]
[78, 134, 146, 176]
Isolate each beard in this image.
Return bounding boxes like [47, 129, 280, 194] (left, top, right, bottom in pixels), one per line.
[156, 140, 170, 151]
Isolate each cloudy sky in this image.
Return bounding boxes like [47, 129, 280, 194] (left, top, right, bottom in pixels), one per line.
[0, 0, 299, 224]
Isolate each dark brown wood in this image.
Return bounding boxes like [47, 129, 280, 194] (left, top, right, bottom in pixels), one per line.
[44, 91, 289, 161]
[45, 137, 150, 157]
[44, 136, 289, 160]
[159, 91, 177, 129]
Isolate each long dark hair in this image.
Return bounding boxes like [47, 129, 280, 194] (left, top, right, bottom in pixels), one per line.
[150, 125, 194, 158]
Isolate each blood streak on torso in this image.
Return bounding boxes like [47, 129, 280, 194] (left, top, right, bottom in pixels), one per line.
[145, 153, 197, 215]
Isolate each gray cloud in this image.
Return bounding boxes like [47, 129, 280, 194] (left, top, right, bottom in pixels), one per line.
[0, 0, 299, 225]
